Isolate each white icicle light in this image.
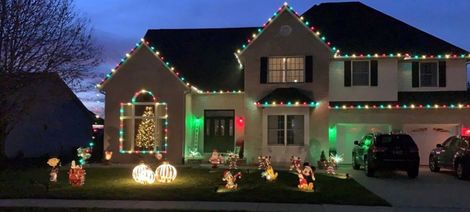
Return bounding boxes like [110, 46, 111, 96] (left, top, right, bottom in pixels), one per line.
[132, 163, 155, 184]
[155, 161, 177, 183]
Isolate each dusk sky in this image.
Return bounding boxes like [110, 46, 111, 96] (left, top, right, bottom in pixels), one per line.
[74, 0, 470, 117]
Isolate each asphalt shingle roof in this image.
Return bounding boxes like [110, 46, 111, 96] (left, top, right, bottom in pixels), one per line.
[143, 2, 468, 91]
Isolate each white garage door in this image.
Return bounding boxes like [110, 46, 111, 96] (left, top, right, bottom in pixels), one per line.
[336, 124, 391, 163]
[404, 124, 459, 165]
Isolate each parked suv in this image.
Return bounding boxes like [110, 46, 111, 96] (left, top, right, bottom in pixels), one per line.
[429, 136, 470, 179]
[352, 133, 420, 178]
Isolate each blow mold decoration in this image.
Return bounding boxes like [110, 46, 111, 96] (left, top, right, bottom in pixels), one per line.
[209, 149, 224, 169]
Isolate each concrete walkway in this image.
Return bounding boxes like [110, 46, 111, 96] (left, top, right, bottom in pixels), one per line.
[0, 199, 395, 212]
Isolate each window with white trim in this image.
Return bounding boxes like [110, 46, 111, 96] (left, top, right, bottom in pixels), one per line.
[268, 115, 304, 146]
[120, 92, 168, 153]
[352, 61, 370, 86]
[420, 62, 438, 87]
[268, 57, 304, 83]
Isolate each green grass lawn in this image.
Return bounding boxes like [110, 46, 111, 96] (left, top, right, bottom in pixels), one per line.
[0, 166, 388, 206]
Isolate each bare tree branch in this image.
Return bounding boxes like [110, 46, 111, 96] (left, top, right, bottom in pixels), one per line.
[0, 0, 101, 86]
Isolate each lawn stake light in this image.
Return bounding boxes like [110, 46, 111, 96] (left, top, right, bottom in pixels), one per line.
[77, 147, 92, 165]
[132, 163, 155, 184]
[261, 165, 278, 181]
[68, 160, 86, 187]
[257, 155, 271, 170]
[155, 161, 177, 183]
[227, 152, 239, 169]
[223, 170, 242, 190]
[47, 157, 60, 183]
[297, 162, 315, 192]
[289, 156, 301, 171]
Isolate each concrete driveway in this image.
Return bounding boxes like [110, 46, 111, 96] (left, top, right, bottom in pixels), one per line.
[343, 166, 470, 211]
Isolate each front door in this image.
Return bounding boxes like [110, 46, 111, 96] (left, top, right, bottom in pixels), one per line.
[204, 110, 234, 153]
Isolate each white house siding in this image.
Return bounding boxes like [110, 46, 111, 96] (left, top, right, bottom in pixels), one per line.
[189, 93, 245, 157]
[398, 59, 467, 91]
[329, 109, 470, 164]
[240, 10, 331, 164]
[101, 46, 188, 164]
[329, 59, 398, 102]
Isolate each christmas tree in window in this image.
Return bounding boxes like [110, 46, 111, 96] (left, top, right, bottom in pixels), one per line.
[135, 106, 156, 150]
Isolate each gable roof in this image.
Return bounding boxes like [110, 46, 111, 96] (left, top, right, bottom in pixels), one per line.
[302, 2, 468, 55]
[100, 2, 468, 92]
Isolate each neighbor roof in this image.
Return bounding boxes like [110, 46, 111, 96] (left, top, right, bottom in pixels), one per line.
[139, 2, 468, 91]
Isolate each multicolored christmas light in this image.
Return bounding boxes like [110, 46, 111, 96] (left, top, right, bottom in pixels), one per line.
[235, 2, 337, 56]
[254, 101, 318, 107]
[329, 103, 470, 110]
[333, 53, 470, 60]
[119, 90, 168, 154]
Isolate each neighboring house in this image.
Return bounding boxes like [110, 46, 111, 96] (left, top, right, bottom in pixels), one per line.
[97, 2, 470, 165]
[0, 73, 94, 159]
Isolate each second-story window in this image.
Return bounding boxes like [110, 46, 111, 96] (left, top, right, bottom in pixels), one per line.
[268, 57, 304, 83]
[352, 61, 370, 86]
[420, 62, 438, 87]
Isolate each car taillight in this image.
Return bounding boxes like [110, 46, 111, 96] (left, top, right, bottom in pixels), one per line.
[372, 146, 387, 153]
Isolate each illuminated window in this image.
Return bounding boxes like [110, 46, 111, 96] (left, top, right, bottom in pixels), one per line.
[268, 57, 304, 83]
[120, 91, 168, 154]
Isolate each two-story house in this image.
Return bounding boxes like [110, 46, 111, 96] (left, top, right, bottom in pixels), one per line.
[97, 2, 470, 165]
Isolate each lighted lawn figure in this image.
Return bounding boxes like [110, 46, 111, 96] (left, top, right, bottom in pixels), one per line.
[1, 167, 389, 206]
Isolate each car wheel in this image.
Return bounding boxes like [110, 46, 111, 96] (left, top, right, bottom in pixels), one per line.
[365, 157, 374, 177]
[352, 154, 360, 170]
[407, 166, 419, 179]
[456, 162, 469, 180]
[429, 156, 440, 172]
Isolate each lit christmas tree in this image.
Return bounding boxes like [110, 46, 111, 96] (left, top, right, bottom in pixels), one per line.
[135, 106, 156, 149]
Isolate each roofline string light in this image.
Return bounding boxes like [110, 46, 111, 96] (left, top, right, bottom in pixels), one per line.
[96, 38, 207, 93]
[235, 2, 338, 56]
[96, 39, 247, 95]
[329, 103, 470, 110]
[254, 101, 319, 107]
[333, 53, 470, 60]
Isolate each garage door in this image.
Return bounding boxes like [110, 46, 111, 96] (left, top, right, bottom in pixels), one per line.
[404, 124, 459, 165]
[336, 124, 391, 163]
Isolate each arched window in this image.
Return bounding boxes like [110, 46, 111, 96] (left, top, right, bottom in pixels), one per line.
[120, 89, 168, 154]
